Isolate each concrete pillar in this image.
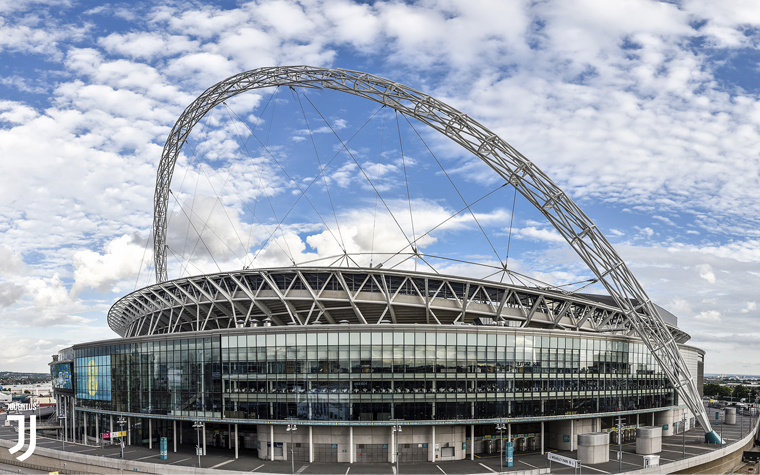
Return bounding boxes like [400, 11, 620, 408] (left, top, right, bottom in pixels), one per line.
[174, 421, 177, 453]
[127, 417, 132, 446]
[202, 422, 207, 456]
[390, 426, 395, 463]
[570, 419, 573, 451]
[234, 424, 238, 459]
[270, 425, 274, 461]
[71, 401, 75, 443]
[541, 422, 544, 455]
[430, 426, 435, 462]
[310, 426, 315, 463]
[347, 426, 351, 463]
[149, 419, 152, 449]
[470, 424, 474, 460]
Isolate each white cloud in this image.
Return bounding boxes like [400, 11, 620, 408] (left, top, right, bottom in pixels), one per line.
[514, 226, 566, 243]
[71, 234, 151, 296]
[0, 245, 25, 275]
[4, 0, 760, 374]
[696, 263, 717, 284]
[695, 310, 721, 322]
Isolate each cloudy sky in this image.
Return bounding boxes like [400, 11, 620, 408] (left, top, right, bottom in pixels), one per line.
[1, 0, 760, 374]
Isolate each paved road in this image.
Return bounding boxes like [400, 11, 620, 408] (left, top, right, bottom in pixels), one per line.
[0, 408, 755, 474]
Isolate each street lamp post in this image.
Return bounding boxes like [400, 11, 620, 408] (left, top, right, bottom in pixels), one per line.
[117, 418, 127, 459]
[58, 412, 66, 452]
[681, 416, 686, 459]
[391, 422, 402, 475]
[286, 422, 297, 475]
[192, 422, 203, 468]
[495, 423, 506, 473]
[616, 416, 624, 474]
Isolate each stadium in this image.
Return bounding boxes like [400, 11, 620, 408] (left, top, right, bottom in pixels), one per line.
[50, 66, 718, 465]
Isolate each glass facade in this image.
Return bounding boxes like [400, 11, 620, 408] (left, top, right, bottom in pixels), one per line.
[74, 328, 682, 422]
[75, 354, 112, 401]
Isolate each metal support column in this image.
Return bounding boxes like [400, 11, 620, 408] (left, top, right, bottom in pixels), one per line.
[347, 426, 351, 464]
[128, 417, 132, 446]
[149, 419, 152, 449]
[235, 424, 238, 459]
[174, 421, 177, 453]
[110, 416, 114, 445]
[83, 411, 87, 445]
[270, 425, 274, 461]
[202, 422, 207, 456]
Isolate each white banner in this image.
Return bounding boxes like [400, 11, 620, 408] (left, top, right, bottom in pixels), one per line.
[547, 452, 579, 468]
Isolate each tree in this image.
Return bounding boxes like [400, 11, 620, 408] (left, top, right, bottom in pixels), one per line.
[704, 383, 722, 397]
[704, 383, 732, 398]
[733, 384, 749, 400]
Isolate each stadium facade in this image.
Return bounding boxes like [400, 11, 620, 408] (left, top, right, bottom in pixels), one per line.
[50, 66, 713, 464]
[50, 267, 705, 463]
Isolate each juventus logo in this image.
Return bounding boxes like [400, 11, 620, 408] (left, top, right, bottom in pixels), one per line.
[7, 415, 36, 461]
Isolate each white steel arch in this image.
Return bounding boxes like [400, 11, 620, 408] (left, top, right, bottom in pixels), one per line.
[152, 66, 718, 440]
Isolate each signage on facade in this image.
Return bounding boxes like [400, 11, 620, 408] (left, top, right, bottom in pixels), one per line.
[101, 431, 127, 440]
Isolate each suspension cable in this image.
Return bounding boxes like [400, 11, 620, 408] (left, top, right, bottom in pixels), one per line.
[225, 101, 387, 267]
[224, 96, 358, 265]
[378, 183, 508, 268]
[301, 94, 417, 254]
[402, 113, 504, 267]
[292, 87, 347, 254]
[133, 230, 152, 291]
[370, 107, 387, 268]
[395, 110, 417, 271]
[169, 190, 222, 273]
[501, 186, 519, 284]
[180, 133, 298, 268]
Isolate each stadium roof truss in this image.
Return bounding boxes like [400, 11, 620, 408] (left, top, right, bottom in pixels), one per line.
[147, 66, 717, 438]
[109, 268, 694, 341]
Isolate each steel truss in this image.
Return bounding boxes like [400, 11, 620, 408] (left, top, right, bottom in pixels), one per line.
[151, 66, 713, 435]
[108, 268, 690, 342]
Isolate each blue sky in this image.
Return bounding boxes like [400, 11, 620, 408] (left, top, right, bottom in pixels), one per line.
[1, 0, 760, 374]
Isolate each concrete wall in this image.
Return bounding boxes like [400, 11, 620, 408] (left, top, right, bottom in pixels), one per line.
[624, 418, 759, 475]
[655, 408, 691, 437]
[431, 425, 466, 462]
[546, 418, 594, 451]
